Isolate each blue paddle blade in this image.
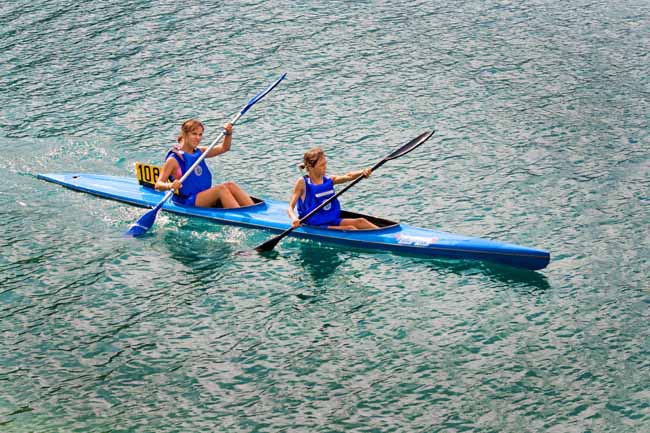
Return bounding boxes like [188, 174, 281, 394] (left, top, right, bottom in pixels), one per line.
[240, 73, 286, 116]
[124, 206, 160, 237]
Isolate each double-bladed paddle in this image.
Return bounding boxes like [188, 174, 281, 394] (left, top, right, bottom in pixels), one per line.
[125, 73, 287, 237]
[255, 130, 436, 252]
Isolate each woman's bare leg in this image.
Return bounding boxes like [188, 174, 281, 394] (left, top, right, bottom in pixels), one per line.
[224, 181, 254, 206]
[328, 218, 378, 230]
[195, 184, 239, 208]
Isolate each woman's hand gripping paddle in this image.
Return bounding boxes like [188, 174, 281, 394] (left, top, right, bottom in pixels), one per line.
[125, 73, 287, 237]
[255, 130, 436, 252]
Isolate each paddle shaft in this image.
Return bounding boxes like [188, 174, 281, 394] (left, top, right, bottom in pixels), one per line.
[293, 130, 435, 226]
[125, 73, 286, 237]
[254, 130, 435, 251]
[158, 74, 286, 206]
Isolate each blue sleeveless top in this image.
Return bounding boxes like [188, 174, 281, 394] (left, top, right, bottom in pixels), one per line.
[297, 175, 341, 226]
[165, 148, 212, 204]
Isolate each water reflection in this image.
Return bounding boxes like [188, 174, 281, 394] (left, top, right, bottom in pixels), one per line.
[422, 257, 551, 292]
[482, 263, 551, 292]
[295, 241, 344, 284]
[158, 221, 235, 273]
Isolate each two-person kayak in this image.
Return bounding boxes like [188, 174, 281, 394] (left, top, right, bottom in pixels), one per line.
[37, 172, 550, 270]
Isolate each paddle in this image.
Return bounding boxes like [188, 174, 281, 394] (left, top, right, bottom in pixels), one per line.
[125, 73, 287, 237]
[255, 130, 436, 252]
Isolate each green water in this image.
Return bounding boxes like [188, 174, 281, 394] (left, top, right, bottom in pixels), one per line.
[2, 1, 649, 432]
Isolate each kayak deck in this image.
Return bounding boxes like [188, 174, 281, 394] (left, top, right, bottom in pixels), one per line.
[37, 173, 551, 270]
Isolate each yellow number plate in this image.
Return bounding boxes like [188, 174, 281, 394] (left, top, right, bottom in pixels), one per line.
[135, 162, 161, 188]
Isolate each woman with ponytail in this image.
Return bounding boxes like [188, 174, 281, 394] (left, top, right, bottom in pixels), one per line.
[287, 147, 378, 230]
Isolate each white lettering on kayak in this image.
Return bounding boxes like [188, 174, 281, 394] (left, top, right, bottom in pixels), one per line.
[396, 234, 438, 246]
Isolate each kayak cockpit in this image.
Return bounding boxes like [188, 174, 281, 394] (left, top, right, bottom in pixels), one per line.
[312, 210, 399, 231]
[212, 196, 265, 210]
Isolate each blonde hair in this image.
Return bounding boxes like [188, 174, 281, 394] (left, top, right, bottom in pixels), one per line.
[300, 147, 324, 170]
[177, 119, 204, 144]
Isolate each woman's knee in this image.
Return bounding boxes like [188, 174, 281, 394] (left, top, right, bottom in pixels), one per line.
[223, 181, 237, 190]
[213, 184, 228, 194]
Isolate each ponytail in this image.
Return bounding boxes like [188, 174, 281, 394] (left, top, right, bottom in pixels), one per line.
[301, 147, 324, 171]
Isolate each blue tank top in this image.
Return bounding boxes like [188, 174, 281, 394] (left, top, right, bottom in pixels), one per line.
[297, 175, 341, 226]
[165, 148, 212, 202]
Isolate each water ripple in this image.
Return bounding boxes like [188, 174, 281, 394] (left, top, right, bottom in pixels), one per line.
[2, 0, 650, 431]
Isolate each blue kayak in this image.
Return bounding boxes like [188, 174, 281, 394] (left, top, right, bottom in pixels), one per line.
[37, 173, 550, 270]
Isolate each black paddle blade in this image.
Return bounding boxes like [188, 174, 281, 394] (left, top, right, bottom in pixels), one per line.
[385, 130, 435, 161]
[255, 232, 285, 252]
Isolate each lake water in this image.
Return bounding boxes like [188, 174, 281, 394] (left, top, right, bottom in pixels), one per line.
[1, 1, 649, 432]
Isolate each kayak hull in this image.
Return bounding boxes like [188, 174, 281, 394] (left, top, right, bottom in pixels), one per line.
[37, 173, 551, 270]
